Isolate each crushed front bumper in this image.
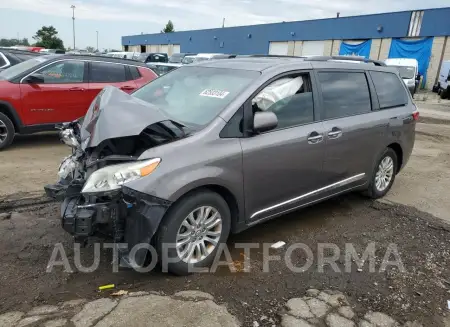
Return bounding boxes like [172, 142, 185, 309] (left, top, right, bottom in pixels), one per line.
[61, 192, 126, 243]
[60, 186, 172, 268]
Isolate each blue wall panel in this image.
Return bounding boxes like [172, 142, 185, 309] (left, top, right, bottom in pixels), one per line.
[122, 8, 449, 54]
[420, 8, 450, 37]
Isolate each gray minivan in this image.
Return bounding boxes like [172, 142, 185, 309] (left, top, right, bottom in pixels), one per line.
[53, 56, 418, 275]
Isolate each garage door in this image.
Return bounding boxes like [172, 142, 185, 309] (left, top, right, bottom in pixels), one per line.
[269, 42, 288, 55]
[160, 44, 169, 54]
[301, 41, 325, 56]
[173, 44, 181, 54]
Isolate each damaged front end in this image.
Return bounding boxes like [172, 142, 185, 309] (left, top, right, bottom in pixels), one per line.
[47, 86, 187, 260]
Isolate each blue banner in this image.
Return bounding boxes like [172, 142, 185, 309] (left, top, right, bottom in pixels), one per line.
[389, 37, 433, 86]
[339, 40, 372, 59]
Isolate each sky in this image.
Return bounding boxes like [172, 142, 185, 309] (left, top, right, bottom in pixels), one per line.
[0, 0, 448, 50]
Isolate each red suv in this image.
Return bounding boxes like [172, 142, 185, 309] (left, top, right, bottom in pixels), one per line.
[0, 54, 157, 149]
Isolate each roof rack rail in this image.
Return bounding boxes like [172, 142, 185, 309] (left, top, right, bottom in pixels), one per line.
[303, 56, 386, 66]
[237, 54, 303, 59]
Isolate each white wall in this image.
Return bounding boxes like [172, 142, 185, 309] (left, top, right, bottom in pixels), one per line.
[269, 42, 289, 55]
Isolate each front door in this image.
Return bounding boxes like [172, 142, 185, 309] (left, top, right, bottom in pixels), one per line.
[240, 72, 326, 222]
[20, 60, 89, 125]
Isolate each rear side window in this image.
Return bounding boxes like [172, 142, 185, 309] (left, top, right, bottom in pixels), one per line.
[129, 66, 141, 80]
[13, 53, 39, 61]
[370, 71, 408, 109]
[318, 72, 371, 119]
[90, 62, 126, 83]
[0, 53, 7, 67]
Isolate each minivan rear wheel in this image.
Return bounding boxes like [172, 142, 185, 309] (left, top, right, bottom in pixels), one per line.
[440, 88, 448, 99]
[365, 148, 398, 199]
[155, 190, 231, 275]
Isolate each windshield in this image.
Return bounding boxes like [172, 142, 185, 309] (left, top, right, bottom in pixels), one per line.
[0, 55, 55, 80]
[181, 56, 195, 64]
[132, 66, 259, 126]
[169, 53, 183, 63]
[391, 65, 416, 79]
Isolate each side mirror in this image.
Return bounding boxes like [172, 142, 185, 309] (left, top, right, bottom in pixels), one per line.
[253, 111, 278, 133]
[24, 74, 45, 84]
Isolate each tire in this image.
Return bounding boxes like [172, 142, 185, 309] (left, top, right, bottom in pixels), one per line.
[364, 148, 398, 199]
[440, 88, 449, 100]
[438, 88, 442, 95]
[0, 112, 15, 150]
[155, 190, 231, 275]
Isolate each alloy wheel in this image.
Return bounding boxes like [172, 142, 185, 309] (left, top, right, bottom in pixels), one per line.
[0, 120, 8, 144]
[375, 156, 394, 192]
[175, 206, 222, 264]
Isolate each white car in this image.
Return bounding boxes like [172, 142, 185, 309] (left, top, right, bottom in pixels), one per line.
[181, 53, 234, 64]
[385, 58, 419, 95]
[435, 60, 450, 99]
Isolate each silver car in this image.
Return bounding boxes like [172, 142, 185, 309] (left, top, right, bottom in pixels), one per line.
[51, 56, 418, 275]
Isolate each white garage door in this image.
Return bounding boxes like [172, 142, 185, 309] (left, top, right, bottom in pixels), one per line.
[301, 41, 325, 56]
[269, 42, 288, 55]
[160, 44, 169, 53]
[173, 44, 181, 54]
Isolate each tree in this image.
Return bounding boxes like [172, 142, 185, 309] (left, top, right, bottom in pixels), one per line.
[32, 26, 64, 49]
[86, 46, 95, 53]
[161, 20, 174, 33]
[0, 38, 30, 47]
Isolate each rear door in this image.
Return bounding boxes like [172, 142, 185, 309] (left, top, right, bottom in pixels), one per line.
[20, 59, 89, 124]
[241, 71, 327, 222]
[315, 70, 385, 189]
[87, 61, 138, 101]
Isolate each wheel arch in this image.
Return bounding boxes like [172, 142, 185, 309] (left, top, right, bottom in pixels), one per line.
[168, 183, 242, 234]
[387, 142, 403, 174]
[0, 101, 22, 132]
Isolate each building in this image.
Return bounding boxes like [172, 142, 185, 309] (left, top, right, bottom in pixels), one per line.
[122, 7, 450, 89]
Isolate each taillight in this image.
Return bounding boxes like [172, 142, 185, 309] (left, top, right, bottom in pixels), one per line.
[412, 111, 420, 121]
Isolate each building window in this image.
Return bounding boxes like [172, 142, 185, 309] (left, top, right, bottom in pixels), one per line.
[408, 11, 424, 37]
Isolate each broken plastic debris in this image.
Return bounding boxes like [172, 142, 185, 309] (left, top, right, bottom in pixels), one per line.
[98, 284, 115, 291]
[111, 290, 128, 296]
[271, 241, 286, 249]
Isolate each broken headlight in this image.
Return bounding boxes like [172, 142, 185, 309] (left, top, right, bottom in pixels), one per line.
[81, 158, 161, 194]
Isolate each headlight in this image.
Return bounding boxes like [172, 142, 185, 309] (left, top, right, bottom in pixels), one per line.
[60, 129, 80, 148]
[81, 158, 161, 194]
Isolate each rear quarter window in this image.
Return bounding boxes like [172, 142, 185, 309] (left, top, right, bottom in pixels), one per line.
[370, 71, 408, 109]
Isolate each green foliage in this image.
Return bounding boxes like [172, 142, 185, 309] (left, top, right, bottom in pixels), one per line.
[32, 26, 65, 49]
[86, 46, 95, 53]
[161, 20, 175, 33]
[0, 38, 30, 47]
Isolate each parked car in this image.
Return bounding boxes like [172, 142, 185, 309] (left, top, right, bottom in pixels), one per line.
[0, 54, 158, 149]
[134, 52, 168, 63]
[384, 58, 420, 95]
[40, 49, 66, 54]
[169, 53, 197, 63]
[45, 55, 417, 275]
[0, 48, 43, 71]
[434, 60, 450, 99]
[146, 62, 182, 76]
[181, 53, 234, 64]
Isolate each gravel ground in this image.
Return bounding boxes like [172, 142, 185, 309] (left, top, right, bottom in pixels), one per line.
[0, 103, 450, 326]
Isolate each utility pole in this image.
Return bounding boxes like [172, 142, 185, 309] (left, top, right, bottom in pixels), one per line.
[222, 18, 225, 28]
[96, 31, 99, 51]
[71, 5, 76, 49]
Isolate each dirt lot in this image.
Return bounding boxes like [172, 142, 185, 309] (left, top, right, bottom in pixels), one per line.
[0, 103, 450, 326]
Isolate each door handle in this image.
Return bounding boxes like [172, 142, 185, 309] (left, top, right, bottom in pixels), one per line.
[328, 128, 342, 139]
[307, 132, 323, 144]
[120, 85, 135, 90]
[68, 87, 85, 91]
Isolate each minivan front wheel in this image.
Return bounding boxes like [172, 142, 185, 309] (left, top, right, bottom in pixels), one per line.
[155, 190, 231, 275]
[365, 148, 398, 199]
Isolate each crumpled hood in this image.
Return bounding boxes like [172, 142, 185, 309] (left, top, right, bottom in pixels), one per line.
[80, 86, 172, 150]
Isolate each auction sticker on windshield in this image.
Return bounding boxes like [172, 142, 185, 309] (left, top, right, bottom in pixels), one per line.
[200, 89, 230, 99]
